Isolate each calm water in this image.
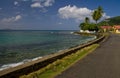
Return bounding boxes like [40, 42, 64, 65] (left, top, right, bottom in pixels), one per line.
[0, 30, 95, 70]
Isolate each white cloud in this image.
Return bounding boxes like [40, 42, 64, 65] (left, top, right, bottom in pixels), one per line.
[31, 2, 43, 8]
[15, 15, 22, 21]
[58, 5, 92, 21]
[58, 5, 110, 22]
[58, 22, 62, 25]
[14, 1, 18, 5]
[31, 0, 55, 8]
[102, 13, 110, 19]
[2, 15, 22, 23]
[44, 0, 54, 7]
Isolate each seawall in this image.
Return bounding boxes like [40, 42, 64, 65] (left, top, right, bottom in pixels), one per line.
[0, 34, 106, 78]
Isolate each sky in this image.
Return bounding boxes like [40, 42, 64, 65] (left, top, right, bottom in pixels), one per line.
[0, 0, 120, 30]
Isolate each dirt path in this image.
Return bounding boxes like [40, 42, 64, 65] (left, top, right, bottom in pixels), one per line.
[55, 34, 120, 78]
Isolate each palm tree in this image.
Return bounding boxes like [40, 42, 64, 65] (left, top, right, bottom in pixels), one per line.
[92, 6, 103, 23]
[98, 6, 103, 13]
[85, 17, 90, 24]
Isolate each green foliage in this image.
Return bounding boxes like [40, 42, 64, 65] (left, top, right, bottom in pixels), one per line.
[92, 10, 99, 23]
[80, 23, 98, 31]
[80, 17, 90, 31]
[98, 21, 109, 26]
[79, 6, 104, 32]
[80, 23, 89, 30]
[88, 23, 99, 31]
[98, 16, 120, 26]
[92, 6, 103, 23]
[107, 16, 120, 25]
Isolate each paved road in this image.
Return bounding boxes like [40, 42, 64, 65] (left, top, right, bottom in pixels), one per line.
[55, 34, 120, 78]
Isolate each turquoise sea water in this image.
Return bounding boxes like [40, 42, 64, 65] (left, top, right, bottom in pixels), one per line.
[0, 30, 95, 70]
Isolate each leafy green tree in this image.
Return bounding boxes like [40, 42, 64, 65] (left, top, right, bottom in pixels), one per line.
[92, 6, 103, 23]
[98, 21, 109, 26]
[79, 23, 87, 30]
[79, 6, 104, 32]
[80, 17, 90, 30]
[88, 23, 99, 31]
[80, 23, 98, 31]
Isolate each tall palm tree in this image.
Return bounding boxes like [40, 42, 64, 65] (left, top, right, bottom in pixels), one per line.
[92, 6, 103, 23]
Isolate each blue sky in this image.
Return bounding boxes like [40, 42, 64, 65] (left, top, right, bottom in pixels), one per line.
[0, 0, 120, 30]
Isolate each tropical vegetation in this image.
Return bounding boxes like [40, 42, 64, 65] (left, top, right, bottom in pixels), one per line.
[79, 6, 104, 32]
[92, 6, 103, 24]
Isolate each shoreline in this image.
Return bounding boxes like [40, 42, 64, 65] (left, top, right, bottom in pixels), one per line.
[0, 56, 43, 71]
[0, 34, 96, 72]
[0, 34, 105, 78]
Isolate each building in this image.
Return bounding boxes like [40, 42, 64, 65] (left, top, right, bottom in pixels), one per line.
[113, 25, 120, 33]
[100, 26, 112, 32]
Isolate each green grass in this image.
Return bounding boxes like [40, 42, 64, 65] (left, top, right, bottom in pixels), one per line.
[20, 44, 99, 78]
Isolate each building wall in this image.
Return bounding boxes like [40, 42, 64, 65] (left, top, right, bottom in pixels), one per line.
[115, 29, 120, 33]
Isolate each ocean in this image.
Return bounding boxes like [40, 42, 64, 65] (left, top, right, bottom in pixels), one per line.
[0, 30, 96, 71]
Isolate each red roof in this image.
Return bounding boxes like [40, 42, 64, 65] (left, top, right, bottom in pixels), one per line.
[101, 26, 112, 29]
[114, 25, 120, 29]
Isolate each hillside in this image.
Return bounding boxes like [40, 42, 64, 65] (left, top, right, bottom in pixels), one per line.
[99, 16, 120, 26]
[107, 16, 120, 25]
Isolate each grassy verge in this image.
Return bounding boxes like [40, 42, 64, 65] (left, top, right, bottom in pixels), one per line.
[20, 44, 99, 78]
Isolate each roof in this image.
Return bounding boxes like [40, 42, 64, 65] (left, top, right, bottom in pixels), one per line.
[114, 25, 120, 29]
[101, 26, 112, 29]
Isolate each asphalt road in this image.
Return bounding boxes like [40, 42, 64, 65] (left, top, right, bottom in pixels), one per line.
[55, 34, 120, 78]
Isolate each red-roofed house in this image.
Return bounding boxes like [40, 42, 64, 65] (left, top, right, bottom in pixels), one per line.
[100, 26, 112, 32]
[114, 25, 120, 33]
